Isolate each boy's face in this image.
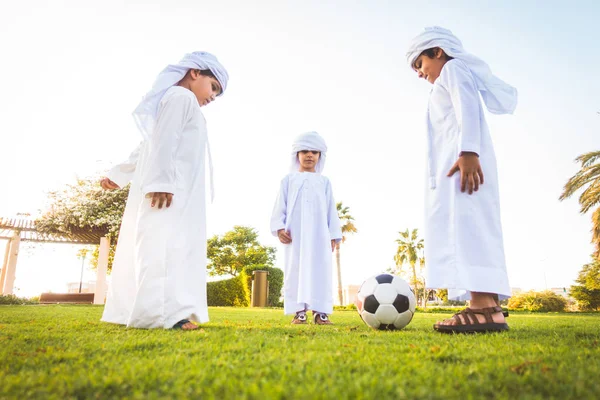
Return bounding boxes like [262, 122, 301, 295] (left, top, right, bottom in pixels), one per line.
[297, 150, 320, 172]
[189, 70, 222, 107]
[412, 48, 447, 84]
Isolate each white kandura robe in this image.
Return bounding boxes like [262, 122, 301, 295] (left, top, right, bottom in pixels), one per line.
[101, 86, 210, 328]
[425, 59, 511, 301]
[271, 172, 342, 315]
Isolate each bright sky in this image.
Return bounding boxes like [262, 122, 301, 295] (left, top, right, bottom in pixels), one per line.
[1, 0, 598, 297]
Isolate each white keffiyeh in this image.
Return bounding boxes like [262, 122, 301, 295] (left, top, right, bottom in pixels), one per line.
[290, 131, 328, 173]
[406, 26, 517, 115]
[133, 51, 229, 139]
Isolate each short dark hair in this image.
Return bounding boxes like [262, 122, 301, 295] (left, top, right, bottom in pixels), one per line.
[197, 69, 216, 79]
[412, 47, 454, 68]
[193, 69, 222, 94]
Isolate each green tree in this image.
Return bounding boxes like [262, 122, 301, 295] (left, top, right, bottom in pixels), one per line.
[570, 258, 600, 311]
[559, 150, 600, 257]
[207, 226, 276, 277]
[436, 289, 449, 303]
[334, 202, 357, 306]
[36, 176, 129, 272]
[394, 229, 424, 305]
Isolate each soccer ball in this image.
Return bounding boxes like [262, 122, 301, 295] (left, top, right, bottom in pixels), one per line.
[355, 273, 416, 330]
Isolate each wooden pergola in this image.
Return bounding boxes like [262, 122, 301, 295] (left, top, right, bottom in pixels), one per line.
[0, 217, 111, 304]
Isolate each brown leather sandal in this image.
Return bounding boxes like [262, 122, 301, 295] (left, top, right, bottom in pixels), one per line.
[434, 306, 509, 334]
[291, 311, 308, 325]
[493, 294, 510, 318]
[313, 312, 333, 325]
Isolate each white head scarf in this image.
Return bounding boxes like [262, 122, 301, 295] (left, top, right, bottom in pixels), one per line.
[132, 51, 229, 139]
[290, 131, 328, 173]
[406, 26, 517, 115]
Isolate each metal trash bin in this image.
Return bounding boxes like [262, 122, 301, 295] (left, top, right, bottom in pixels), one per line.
[251, 270, 269, 307]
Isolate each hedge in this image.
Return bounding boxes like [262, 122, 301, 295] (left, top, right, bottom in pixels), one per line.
[206, 271, 250, 307]
[508, 290, 567, 312]
[0, 295, 39, 305]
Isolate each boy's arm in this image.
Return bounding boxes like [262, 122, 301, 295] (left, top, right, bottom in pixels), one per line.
[326, 179, 342, 243]
[442, 61, 484, 194]
[140, 94, 192, 197]
[442, 60, 482, 156]
[104, 142, 144, 188]
[270, 177, 288, 236]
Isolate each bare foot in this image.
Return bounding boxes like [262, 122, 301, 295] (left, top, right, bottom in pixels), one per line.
[173, 319, 199, 330]
[180, 321, 199, 330]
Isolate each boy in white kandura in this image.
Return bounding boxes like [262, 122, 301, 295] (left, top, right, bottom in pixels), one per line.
[271, 131, 342, 325]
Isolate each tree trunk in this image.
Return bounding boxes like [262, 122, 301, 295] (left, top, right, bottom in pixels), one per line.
[335, 243, 344, 305]
[410, 261, 419, 306]
[422, 281, 428, 311]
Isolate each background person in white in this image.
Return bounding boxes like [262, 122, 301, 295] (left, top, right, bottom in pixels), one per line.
[271, 132, 342, 325]
[407, 27, 516, 333]
[99, 52, 228, 330]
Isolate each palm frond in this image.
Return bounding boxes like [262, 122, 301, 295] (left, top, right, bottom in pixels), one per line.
[336, 201, 357, 243]
[394, 229, 423, 267]
[341, 221, 357, 235]
[592, 207, 600, 257]
[560, 166, 600, 201]
[575, 150, 600, 169]
[578, 179, 600, 213]
[559, 151, 600, 205]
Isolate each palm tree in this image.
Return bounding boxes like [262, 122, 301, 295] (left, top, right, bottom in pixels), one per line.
[419, 254, 434, 309]
[335, 202, 357, 306]
[394, 229, 424, 305]
[559, 150, 600, 257]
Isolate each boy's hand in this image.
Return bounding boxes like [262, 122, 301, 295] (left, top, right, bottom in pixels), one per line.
[100, 178, 120, 190]
[447, 152, 484, 195]
[331, 240, 336, 252]
[277, 229, 292, 244]
[149, 192, 173, 209]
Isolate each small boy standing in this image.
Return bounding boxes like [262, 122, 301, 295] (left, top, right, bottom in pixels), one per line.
[100, 52, 228, 330]
[271, 131, 342, 325]
[406, 27, 516, 333]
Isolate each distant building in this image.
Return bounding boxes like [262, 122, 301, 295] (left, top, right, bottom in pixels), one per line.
[67, 281, 96, 294]
[332, 284, 361, 306]
[343, 284, 360, 306]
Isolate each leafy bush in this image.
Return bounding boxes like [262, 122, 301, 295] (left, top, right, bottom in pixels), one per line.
[36, 177, 128, 239]
[35, 176, 129, 272]
[334, 303, 357, 311]
[243, 266, 284, 307]
[206, 271, 250, 307]
[0, 294, 39, 305]
[508, 290, 567, 312]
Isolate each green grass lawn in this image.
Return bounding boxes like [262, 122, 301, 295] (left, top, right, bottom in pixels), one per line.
[1, 306, 599, 399]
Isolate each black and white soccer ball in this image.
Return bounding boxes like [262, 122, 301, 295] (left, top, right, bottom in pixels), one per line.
[355, 273, 416, 330]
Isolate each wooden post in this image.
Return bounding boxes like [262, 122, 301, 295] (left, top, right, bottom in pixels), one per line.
[3, 235, 21, 295]
[0, 239, 11, 294]
[250, 270, 269, 307]
[94, 236, 110, 304]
